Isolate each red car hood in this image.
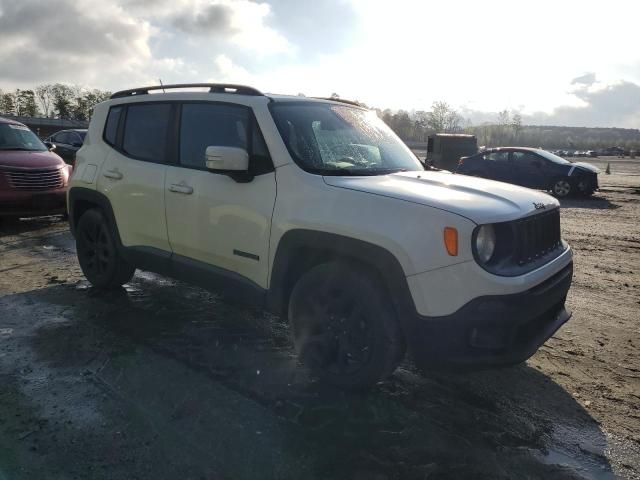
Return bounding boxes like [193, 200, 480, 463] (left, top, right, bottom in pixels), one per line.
[0, 150, 65, 170]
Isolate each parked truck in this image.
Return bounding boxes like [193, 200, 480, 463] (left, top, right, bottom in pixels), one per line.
[426, 133, 478, 171]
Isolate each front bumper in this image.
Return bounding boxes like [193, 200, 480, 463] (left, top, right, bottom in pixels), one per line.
[0, 188, 67, 217]
[404, 262, 573, 369]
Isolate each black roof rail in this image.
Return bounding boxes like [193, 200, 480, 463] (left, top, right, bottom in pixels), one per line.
[110, 83, 264, 99]
[313, 97, 366, 107]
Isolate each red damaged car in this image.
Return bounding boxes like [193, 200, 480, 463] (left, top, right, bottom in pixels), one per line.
[0, 117, 71, 219]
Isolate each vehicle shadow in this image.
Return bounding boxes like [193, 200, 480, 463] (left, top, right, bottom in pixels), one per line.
[4, 276, 617, 480]
[559, 195, 620, 210]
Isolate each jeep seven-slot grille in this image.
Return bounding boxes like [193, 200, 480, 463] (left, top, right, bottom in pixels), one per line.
[5, 169, 64, 190]
[512, 209, 562, 266]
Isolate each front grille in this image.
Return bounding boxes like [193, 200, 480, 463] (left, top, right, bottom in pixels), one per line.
[5, 169, 64, 191]
[512, 209, 562, 266]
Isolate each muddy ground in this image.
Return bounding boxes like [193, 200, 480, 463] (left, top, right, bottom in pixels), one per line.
[0, 158, 638, 480]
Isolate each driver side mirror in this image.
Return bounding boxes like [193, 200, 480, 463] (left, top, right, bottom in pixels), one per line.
[44, 141, 56, 151]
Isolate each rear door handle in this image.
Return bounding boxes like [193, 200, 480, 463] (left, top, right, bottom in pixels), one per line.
[168, 183, 194, 195]
[103, 169, 123, 180]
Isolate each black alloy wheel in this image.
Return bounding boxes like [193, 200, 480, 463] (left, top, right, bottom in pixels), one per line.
[289, 262, 405, 389]
[76, 209, 135, 289]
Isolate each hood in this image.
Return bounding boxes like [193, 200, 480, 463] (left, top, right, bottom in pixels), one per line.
[571, 162, 600, 174]
[0, 150, 65, 170]
[323, 171, 559, 225]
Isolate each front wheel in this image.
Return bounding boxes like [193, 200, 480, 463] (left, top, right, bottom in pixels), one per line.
[76, 209, 135, 289]
[576, 178, 595, 197]
[288, 262, 405, 390]
[552, 178, 572, 198]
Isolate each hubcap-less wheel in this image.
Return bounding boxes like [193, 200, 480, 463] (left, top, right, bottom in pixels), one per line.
[289, 262, 405, 390]
[297, 288, 374, 375]
[553, 179, 571, 197]
[79, 221, 111, 276]
[76, 209, 135, 289]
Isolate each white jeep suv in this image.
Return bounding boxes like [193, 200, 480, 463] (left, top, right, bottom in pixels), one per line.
[68, 83, 573, 389]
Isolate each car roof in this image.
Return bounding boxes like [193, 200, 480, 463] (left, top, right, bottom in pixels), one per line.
[55, 129, 88, 133]
[483, 147, 542, 153]
[0, 116, 26, 127]
[107, 84, 367, 109]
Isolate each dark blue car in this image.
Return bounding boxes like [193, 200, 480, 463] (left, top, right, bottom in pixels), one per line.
[456, 147, 600, 198]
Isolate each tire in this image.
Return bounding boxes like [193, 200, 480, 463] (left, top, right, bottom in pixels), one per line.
[551, 178, 572, 198]
[288, 262, 405, 390]
[75, 209, 135, 289]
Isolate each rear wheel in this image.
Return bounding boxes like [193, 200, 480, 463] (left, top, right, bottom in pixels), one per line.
[552, 178, 572, 198]
[288, 262, 405, 390]
[76, 209, 135, 289]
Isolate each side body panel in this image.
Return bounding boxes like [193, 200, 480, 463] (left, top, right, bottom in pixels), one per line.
[97, 149, 170, 251]
[268, 164, 477, 281]
[165, 167, 277, 288]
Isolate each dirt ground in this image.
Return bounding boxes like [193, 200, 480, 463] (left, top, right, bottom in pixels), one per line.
[0, 157, 638, 480]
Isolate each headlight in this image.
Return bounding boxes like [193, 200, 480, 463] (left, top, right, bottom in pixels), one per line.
[475, 224, 496, 263]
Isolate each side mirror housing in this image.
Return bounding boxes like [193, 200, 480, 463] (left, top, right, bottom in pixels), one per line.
[45, 141, 56, 151]
[205, 146, 249, 172]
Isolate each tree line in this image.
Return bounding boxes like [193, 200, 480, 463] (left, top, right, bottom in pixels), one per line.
[0, 84, 112, 121]
[2, 86, 639, 150]
[376, 101, 640, 150]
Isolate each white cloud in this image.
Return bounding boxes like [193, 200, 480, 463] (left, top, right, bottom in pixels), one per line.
[0, 0, 638, 127]
[209, 54, 254, 84]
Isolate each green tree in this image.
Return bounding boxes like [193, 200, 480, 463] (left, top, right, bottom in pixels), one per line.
[0, 90, 16, 115]
[16, 90, 39, 117]
[35, 84, 55, 117]
[511, 111, 522, 143]
[52, 83, 74, 119]
[426, 101, 462, 133]
[496, 109, 510, 145]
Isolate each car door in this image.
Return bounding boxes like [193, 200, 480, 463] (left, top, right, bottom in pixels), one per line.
[67, 132, 83, 163]
[482, 151, 511, 182]
[164, 102, 277, 288]
[511, 151, 548, 188]
[97, 102, 172, 253]
[52, 131, 73, 163]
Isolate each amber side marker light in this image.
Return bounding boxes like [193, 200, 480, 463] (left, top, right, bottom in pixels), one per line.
[444, 227, 458, 256]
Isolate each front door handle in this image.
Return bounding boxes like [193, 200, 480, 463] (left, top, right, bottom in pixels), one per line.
[168, 183, 194, 195]
[103, 169, 123, 180]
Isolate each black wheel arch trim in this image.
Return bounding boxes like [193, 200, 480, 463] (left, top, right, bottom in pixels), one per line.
[68, 187, 121, 241]
[266, 229, 417, 323]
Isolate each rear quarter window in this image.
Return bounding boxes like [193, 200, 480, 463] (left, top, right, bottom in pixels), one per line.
[104, 106, 123, 146]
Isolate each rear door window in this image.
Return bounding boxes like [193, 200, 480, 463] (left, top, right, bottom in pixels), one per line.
[122, 104, 172, 163]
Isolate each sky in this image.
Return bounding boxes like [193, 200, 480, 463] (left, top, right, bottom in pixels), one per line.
[0, 0, 639, 128]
